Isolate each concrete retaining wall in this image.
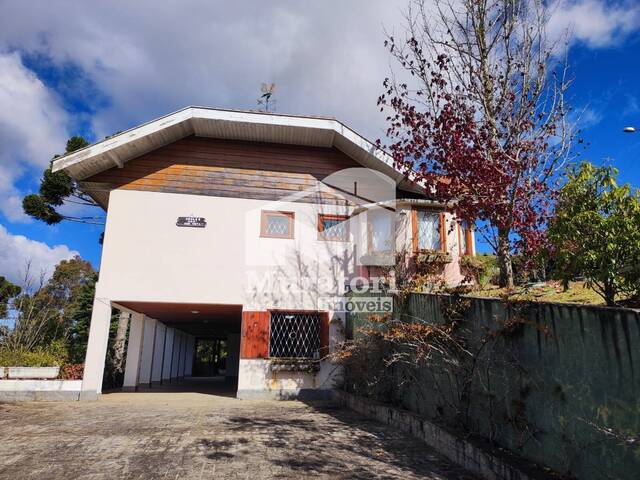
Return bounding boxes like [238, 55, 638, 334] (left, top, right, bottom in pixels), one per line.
[346, 293, 640, 480]
[0, 380, 82, 401]
[333, 390, 549, 480]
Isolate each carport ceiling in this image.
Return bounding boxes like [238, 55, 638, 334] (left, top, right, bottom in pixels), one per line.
[116, 301, 242, 336]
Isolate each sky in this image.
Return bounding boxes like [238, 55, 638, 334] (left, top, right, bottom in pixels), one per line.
[0, 0, 639, 284]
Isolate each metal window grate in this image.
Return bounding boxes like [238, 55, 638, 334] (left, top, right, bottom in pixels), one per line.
[266, 215, 290, 235]
[269, 311, 321, 359]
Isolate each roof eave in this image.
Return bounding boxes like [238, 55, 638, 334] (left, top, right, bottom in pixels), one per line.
[51, 107, 425, 195]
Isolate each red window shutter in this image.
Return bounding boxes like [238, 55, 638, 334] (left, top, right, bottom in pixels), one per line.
[240, 311, 269, 359]
[319, 312, 330, 358]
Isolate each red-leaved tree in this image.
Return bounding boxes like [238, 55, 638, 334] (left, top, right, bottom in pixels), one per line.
[379, 0, 577, 287]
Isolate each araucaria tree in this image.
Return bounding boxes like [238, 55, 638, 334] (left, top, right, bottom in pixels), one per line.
[379, 0, 576, 287]
[22, 136, 104, 225]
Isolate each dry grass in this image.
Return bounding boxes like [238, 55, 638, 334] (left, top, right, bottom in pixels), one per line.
[467, 281, 605, 306]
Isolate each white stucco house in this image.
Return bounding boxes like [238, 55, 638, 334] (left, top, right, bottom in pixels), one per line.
[51, 107, 475, 401]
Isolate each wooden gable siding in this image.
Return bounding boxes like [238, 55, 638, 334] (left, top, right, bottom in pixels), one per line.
[84, 136, 363, 204]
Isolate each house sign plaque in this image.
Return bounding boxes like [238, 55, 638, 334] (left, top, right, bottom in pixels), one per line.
[176, 216, 207, 228]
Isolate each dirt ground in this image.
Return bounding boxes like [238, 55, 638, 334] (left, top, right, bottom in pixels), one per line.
[0, 384, 477, 480]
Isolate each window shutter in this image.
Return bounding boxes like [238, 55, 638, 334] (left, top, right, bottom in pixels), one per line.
[411, 209, 418, 253]
[240, 311, 269, 359]
[439, 212, 447, 253]
[465, 228, 474, 256]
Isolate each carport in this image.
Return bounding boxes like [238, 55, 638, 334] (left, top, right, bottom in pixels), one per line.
[115, 302, 242, 394]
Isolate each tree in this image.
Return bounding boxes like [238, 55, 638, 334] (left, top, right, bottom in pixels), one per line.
[2, 257, 96, 352]
[22, 136, 104, 225]
[107, 311, 130, 381]
[44, 256, 95, 340]
[65, 271, 98, 363]
[548, 162, 640, 306]
[2, 263, 63, 352]
[379, 0, 576, 287]
[0, 276, 21, 318]
[65, 272, 130, 381]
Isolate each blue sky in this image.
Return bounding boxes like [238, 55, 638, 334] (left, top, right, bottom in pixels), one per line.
[0, 0, 639, 282]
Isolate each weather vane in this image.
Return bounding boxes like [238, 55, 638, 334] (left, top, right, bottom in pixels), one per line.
[257, 82, 277, 112]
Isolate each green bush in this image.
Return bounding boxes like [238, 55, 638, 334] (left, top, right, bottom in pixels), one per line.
[0, 348, 65, 367]
[45, 339, 70, 362]
[461, 254, 499, 287]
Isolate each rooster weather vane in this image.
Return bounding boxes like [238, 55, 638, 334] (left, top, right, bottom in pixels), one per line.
[257, 82, 277, 112]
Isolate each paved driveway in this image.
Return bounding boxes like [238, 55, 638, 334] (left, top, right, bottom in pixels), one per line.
[0, 387, 476, 479]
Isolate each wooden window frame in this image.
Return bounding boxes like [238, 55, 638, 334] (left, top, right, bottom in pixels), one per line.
[457, 222, 474, 256]
[260, 210, 295, 239]
[411, 208, 447, 254]
[317, 214, 350, 242]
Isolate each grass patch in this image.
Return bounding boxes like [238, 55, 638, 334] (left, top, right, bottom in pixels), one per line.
[467, 281, 606, 306]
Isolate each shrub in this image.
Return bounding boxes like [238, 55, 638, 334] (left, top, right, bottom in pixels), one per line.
[461, 255, 498, 287]
[59, 363, 84, 380]
[0, 348, 63, 367]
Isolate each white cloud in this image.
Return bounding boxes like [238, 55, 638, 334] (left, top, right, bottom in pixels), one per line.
[0, 1, 634, 149]
[0, 224, 78, 286]
[0, 1, 406, 142]
[0, 51, 69, 222]
[548, 0, 640, 48]
[0, 0, 636, 230]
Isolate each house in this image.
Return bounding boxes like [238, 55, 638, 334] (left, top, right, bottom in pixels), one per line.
[52, 107, 475, 401]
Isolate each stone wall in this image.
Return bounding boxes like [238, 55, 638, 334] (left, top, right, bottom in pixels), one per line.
[345, 293, 640, 480]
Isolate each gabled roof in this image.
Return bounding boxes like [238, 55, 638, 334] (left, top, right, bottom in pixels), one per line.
[52, 106, 423, 196]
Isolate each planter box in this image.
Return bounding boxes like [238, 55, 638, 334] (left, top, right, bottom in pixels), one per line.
[7, 366, 60, 379]
[0, 379, 82, 402]
[360, 252, 394, 266]
[269, 359, 320, 373]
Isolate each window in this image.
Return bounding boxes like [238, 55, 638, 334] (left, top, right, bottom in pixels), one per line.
[269, 311, 321, 359]
[458, 221, 473, 256]
[260, 211, 294, 239]
[367, 208, 394, 253]
[412, 209, 446, 252]
[318, 214, 349, 241]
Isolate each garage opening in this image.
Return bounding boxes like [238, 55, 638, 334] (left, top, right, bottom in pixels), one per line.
[116, 302, 242, 396]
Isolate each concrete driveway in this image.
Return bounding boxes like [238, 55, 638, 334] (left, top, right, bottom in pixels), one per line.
[0, 386, 476, 479]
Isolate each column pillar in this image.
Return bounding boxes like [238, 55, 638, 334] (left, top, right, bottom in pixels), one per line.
[179, 334, 188, 378]
[151, 322, 166, 385]
[171, 331, 182, 380]
[226, 333, 240, 379]
[80, 293, 112, 401]
[184, 336, 195, 376]
[162, 327, 174, 383]
[138, 317, 157, 388]
[122, 313, 145, 391]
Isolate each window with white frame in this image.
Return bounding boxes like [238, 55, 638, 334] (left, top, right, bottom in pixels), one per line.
[367, 208, 394, 253]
